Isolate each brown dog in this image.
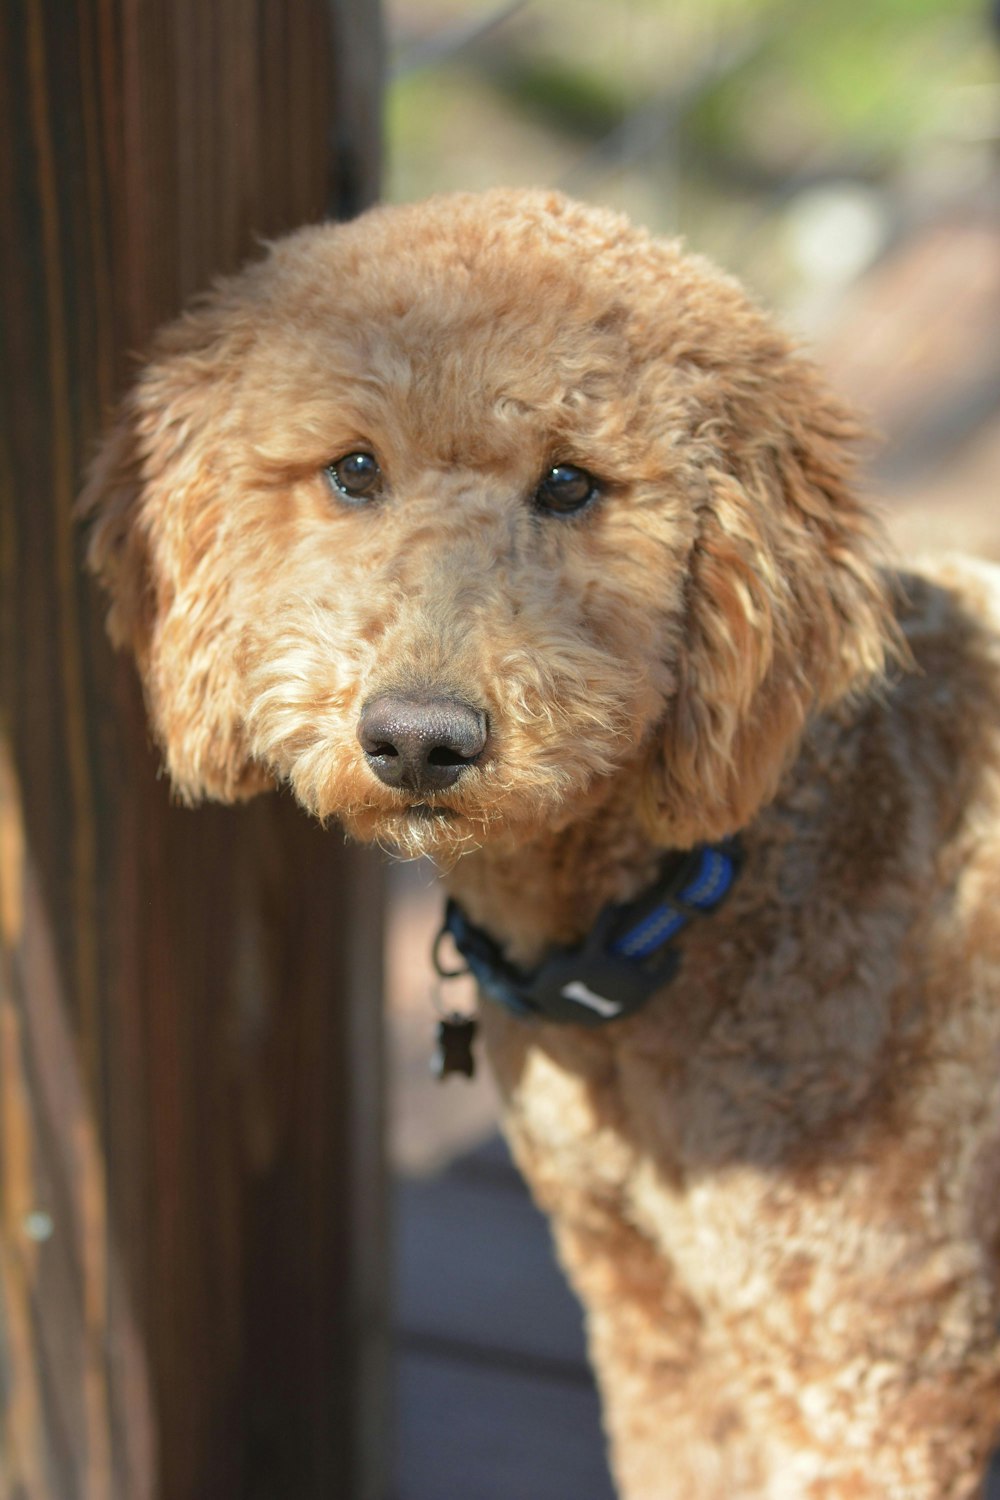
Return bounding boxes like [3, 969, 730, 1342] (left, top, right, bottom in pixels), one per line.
[82, 190, 1000, 1498]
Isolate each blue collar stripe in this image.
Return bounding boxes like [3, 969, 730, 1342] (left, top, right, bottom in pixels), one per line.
[610, 847, 736, 961]
[684, 848, 734, 906]
[611, 904, 686, 958]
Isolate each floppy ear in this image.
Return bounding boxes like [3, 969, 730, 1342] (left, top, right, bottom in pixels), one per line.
[643, 361, 898, 848]
[80, 298, 272, 804]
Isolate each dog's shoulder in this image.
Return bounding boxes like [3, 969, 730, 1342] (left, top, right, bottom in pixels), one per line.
[879, 555, 1000, 836]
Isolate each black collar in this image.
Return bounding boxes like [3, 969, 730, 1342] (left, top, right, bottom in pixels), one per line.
[435, 838, 742, 1029]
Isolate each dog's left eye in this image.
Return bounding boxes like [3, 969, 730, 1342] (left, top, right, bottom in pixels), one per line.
[325, 451, 383, 503]
[534, 464, 599, 516]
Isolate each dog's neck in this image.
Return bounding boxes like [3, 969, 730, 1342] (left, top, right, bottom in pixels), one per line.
[444, 782, 670, 971]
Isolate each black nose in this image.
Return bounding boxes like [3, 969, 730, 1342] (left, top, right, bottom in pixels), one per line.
[357, 694, 487, 794]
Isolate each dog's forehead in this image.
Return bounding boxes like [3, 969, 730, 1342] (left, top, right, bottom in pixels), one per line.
[232, 195, 764, 476]
[276, 220, 631, 364]
[247, 214, 658, 467]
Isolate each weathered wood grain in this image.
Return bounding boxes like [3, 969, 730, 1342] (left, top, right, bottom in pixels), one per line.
[0, 3, 386, 1497]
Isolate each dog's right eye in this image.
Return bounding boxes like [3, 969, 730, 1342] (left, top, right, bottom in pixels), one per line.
[325, 451, 383, 503]
[534, 463, 599, 516]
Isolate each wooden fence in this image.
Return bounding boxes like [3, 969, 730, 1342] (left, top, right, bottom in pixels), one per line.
[0, 4, 387, 1497]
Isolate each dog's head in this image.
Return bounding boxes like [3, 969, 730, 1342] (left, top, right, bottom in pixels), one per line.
[81, 189, 893, 860]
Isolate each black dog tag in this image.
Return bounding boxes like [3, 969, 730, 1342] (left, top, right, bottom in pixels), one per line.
[431, 1013, 478, 1080]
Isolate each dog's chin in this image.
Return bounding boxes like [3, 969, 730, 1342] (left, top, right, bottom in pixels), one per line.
[341, 801, 496, 865]
[340, 786, 581, 864]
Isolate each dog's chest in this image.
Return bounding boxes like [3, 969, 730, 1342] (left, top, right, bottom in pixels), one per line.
[478, 849, 935, 1297]
[481, 787, 923, 1190]
[482, 907, 904, 1192]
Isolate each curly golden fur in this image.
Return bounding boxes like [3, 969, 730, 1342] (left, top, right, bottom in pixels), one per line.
[82, 190, 1000, 1498]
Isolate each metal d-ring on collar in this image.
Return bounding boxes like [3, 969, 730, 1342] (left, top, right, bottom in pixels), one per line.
[433, 838, 743, 1030]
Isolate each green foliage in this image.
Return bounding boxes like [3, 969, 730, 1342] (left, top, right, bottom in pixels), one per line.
[683, 0, 992, 168]
[387, 0, 997, 288]
[489, 57, 627, 141]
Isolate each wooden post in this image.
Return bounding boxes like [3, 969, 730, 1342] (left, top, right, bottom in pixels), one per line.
[0, 4, 387, 1498]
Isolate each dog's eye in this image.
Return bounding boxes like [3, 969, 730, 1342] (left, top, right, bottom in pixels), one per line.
[534, 464, 599, 516]
[325, 451, 382, 502]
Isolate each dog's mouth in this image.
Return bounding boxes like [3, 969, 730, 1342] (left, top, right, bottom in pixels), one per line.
[347, 797, 489, 865]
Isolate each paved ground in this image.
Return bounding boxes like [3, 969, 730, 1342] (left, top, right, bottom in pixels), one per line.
[393, 1135, 615, 1500]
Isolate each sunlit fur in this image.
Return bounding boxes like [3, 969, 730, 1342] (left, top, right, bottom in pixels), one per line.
[80, 190, 891, 864]
[83, 191, 1000, 1498]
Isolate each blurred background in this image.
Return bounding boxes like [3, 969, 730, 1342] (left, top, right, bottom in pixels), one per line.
[380, 3, 1000, 1496]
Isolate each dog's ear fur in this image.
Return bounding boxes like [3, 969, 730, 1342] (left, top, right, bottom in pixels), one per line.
[80, 293, 272, 803]
[643, 357, 897, 848]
